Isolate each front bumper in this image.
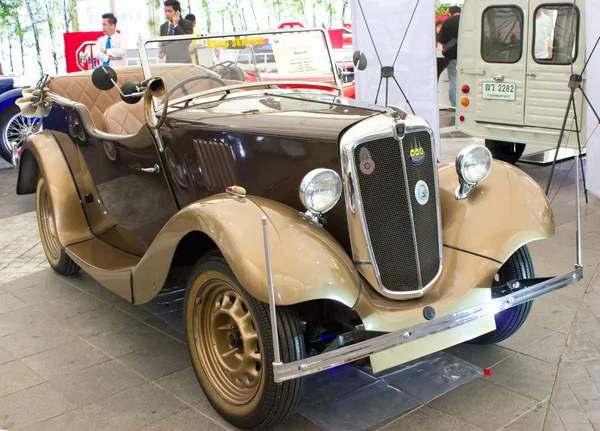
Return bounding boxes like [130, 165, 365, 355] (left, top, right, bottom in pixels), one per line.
[273, 267, 582, 383]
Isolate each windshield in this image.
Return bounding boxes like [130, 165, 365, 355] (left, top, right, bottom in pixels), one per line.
[140, 28, 340, 104]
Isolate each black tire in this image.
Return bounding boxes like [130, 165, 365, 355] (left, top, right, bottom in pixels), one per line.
[485, 139, 526, 165]
[470, 246, 534, 345]
[35, 177, 80, 276]
[184, 252, 304, 430]
[0, 104, 20, 163]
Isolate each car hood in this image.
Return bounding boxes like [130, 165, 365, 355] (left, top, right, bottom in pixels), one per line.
[162, 90, 385, 141]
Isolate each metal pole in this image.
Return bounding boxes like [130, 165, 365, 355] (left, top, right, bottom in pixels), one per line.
[262, 216, 282, 364]
[575, 143, 582, 268]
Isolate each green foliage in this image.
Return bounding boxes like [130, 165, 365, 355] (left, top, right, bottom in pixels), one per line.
[436, 3, 453, 15]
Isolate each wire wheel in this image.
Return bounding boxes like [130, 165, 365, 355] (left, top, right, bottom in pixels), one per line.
[193, 276, 263, 406]
[36, 178, 61, 264]
[2, 109, 40, 159]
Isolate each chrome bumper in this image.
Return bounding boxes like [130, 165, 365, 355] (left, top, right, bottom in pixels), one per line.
[272, 266, 582, 383]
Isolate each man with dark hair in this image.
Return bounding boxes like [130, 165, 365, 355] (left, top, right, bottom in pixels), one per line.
[95, 12, 128, 67]
[437, 5, 461, 109]
[159, 0, 194, 63]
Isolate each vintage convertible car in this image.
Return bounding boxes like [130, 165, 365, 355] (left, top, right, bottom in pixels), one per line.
[16, 28, 582, 430]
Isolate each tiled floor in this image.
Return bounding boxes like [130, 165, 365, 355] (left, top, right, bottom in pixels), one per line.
[0, 137, 599, 430]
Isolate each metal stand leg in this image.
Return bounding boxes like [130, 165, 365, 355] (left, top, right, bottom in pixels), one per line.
[261, 216, 281, 365]
[393, 76, 416, 115]
[545, 88, 575, 196]
[570, 92, 589, 203]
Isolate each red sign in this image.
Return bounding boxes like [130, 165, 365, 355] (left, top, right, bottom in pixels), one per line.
[63, 31, 113, 73]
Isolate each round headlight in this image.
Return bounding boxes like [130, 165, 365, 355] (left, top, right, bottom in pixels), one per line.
[456, 145, 493, 185]
[299, 169, 342, 214]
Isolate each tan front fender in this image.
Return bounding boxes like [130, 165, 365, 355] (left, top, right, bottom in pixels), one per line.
[439, 160, 554, 263]
[132, 195, 362, 307]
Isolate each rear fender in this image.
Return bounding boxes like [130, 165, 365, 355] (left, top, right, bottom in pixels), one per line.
[132, 195, 362, 307]
[17, 131, 92, 246]
[439, 160, 554, 263]
[0, 88, 22, 113]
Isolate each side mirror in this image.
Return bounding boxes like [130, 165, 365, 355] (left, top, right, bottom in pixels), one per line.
[353, 51, 368, 71]
[92, 66, 118, 91]
[120, 82, 143, 104]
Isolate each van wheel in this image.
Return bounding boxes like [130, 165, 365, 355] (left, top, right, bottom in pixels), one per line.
[469, 246, 534, 345]
[485, 140, 526, 165]
[184, 253, 305, 430]
[35, 177, 80, 276]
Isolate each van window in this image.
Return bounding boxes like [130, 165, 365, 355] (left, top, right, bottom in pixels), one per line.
[533, 5, 579, 64]
[481, 6, 524, 64]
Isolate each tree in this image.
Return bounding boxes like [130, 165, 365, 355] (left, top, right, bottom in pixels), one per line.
[23, 0, 43, 74]
[44, 0, 61, 73]
[201, 0, 211, 32]
[436, 3, 453, 15]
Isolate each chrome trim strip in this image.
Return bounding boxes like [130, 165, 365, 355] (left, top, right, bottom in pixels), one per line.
[273, 266, 583, 382]
[394, 125, 423, 288]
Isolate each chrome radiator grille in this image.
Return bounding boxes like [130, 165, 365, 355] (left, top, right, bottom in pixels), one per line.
[353, 131, 441, 293]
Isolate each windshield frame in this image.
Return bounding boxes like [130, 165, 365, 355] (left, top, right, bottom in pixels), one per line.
[137, 27, 343, 105]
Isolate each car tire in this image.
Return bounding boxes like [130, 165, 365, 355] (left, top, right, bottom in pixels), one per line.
[184, 252, 305, 430]
[0, 104, 39, 165]
[35, 177, 80, 276]
[469, 246, 534, 345]
[485, 140, 526, 165]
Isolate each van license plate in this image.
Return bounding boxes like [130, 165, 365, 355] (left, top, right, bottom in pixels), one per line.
[482, 82, 516, 101]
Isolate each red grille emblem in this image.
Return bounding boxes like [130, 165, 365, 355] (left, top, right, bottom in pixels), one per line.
[359, 148, 375, 175]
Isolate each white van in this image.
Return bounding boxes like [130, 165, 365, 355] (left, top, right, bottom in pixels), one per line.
[456, 0, 585, 163]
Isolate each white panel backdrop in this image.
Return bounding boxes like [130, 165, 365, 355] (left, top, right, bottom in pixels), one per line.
[586, 0, 600, 197]
[350, 0, 440, 159]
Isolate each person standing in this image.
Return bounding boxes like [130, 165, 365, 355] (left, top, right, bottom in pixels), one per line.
[95, 13, 128, 68]
[535, 9, 554, 60]
[437, 6, 461, 109]
[159, 0, 194, 63]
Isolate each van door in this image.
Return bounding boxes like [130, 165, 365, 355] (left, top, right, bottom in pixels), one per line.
[524, 1, 584, 130]
[465, 0, 528, 126]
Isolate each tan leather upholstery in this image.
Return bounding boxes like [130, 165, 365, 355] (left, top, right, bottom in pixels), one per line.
[47, 66, 145, 131]
[103, 101, 145, 136]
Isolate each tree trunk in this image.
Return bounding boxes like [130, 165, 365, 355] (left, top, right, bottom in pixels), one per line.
[8, 32, 14, 74]
[15, 12, 26, 73]
[187, 0, 191, 13]
[249, 1, 259, 29]
[24, 0, 44, 74]
[44, 0, 60, 74]
[341, 0, 347, 23]
[202, 0, 211, 32]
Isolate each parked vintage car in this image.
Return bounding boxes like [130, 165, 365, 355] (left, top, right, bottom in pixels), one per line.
[16, 28, 582, 430]
[0, 76, 40, 164]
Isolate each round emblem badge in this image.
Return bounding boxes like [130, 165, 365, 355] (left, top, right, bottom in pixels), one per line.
[359, 147, 375, 175]
[415, 180, 429, 205]
[409, 145, 425, 165]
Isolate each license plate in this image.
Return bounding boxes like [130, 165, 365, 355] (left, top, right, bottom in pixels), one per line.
[482, 82, 516, 101]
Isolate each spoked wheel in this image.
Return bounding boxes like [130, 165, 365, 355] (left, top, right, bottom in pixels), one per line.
[35, 177, 80, 276]
[185, 253, 304, 430]
[0, 105, 40, 164]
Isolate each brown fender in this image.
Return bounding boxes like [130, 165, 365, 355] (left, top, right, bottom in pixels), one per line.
[438, 160, 554, 263]
[132, 195, 362, 307]
[17, 131, 93, 246]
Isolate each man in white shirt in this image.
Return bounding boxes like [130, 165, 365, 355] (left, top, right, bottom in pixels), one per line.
[95, 13, 128, 68]
[535, 9, 554, 60]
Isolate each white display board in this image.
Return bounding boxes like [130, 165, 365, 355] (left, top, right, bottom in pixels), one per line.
[586, 0, 600, 197]
[350, 0, 440, 159]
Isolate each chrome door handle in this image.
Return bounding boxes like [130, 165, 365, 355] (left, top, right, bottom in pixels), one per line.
[526, 72, 537, 78]
[493, 74, 505, 82]
[138, 164, 161, 173]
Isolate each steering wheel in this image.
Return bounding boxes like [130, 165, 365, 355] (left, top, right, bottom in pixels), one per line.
[209, 61, 246, 81]
[167, 74, 227, 98]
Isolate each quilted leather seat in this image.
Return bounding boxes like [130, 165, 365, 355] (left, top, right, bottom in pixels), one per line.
[103, 101, 145, 136]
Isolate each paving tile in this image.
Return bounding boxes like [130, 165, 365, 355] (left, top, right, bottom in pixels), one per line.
[0, 382, 76, 430]
[0, 269, 59, 293]
[118, 339, 190, 381]
[551, 383, 591, 425]
[10, 280, 80, 306]
[19, 409, 108, 431]
[0, 293, 27, 315]
[139, 409, 227, 431]
[0, 323, 78, 358]
[0, 307, 54, 338]
[443, 343, 514, 369]
[81, 383, 187, 431]
[0, 344, 15, 366]
[498, 322, 554, 352]
[569, 382, 600, 423]
[46, 360, 145, 407]
[523, 331, 568, 364]
[544, 404, 566, 431]
[0, 360, 44, 398]
[32, 291, 106, 320]
[487, 353, 557, 401]
[564, 424, 596, 431]
[528, 299, 579, 331]
[428, 378, 538, 431]
[273, 413, 322, 431]
[581, 359, 600, 382]
[21, 340, 110, 380]
[556, 357, 593, 385]
[575, 349, 600, 361]
[61, 305, 139, 338]
[502, 402, 546, 431]
[86, 321, 179, 358]
[154, 367, 208, 406]
[379, 406, 483, 431]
